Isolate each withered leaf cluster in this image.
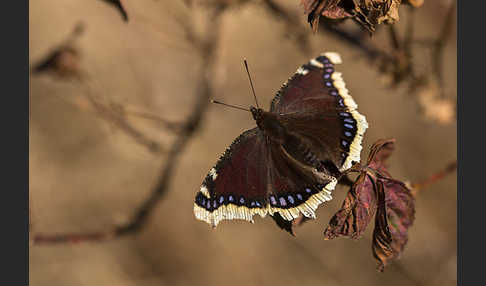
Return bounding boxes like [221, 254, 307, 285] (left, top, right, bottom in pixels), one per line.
[301, 0, 424, 32]
[324, 139, 415, 271]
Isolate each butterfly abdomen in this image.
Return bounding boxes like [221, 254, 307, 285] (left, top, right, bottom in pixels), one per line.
[258, 111, 325, 171]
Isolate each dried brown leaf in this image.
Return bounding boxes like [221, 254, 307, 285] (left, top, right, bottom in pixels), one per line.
[353, 0, 401, 32]
[325, 139, 415, 271]
[301, 0, 352, 32]
[302, 0, 415, 32]
[366, 138, 396, 173]
[324, 173, 378, 239]
[373, 177, 415, 271]
[371, 180, 393, 271]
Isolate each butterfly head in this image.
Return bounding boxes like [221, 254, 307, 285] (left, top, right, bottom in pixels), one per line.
[250, 106, 286, 142]
[250, 106, 264, 121]
[250, 106, 268, 133]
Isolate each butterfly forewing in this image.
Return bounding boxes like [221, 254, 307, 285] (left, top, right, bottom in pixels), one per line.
[271, 52, 368, 171]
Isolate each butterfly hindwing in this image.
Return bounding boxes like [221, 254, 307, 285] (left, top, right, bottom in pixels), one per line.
[265, 142, 337, 221]
[194, 128, 269, 227]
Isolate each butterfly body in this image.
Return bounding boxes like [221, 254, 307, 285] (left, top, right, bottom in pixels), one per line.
[250, 107, 286, 144]
[252, 107, 338, 178]
[195, 52, 368, 227]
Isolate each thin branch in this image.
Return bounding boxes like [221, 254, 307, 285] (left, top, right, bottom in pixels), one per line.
[31, 23, 173, 154]
[100, 0, 129, 22]
[260, 0, 311, 54]
[392, 262, 423, 286]
[388, 25, 401, 50]
[410, 160, 457, 196]
[31, 3, 226, 245]
[83, 91, 165, 153]
[338, 174, 355, 187]
[431, 1, 456, 96]
[115, 12, 223, 236]
[320, 21, 390, 62]
[124, 110, 185, 133]
[404, 6, 415, 51]
[31, 23, 85, 78]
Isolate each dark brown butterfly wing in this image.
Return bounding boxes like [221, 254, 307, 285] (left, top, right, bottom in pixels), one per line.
[271, 52, 368, 172]
[194, 128, 269, 227]
[265, 142, 337, 221]
[194, 127, 337, 226]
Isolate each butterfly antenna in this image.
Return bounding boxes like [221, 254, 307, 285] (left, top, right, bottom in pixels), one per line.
[211, 100, 250, 112]
[243, 59, 259, 108]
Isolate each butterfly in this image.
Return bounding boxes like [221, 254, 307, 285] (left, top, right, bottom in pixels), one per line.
[194, 52, 368, 228]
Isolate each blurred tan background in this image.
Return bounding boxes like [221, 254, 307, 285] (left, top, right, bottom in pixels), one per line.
[29, 0, 457, 285]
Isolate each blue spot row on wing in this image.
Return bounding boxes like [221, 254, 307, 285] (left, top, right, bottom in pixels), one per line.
[195, 184, 328, 211]
[267, 186, 323, 209]
[315, 55, 331, 64]
[315, 54, 359, 158]
[196, 192, 265, 212]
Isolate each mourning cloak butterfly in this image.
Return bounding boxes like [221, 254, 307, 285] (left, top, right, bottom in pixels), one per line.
[194, 52, 368, 227]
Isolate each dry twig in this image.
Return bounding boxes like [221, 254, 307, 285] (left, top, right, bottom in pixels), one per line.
[261, 0, 312, 54]
[31, 23, 175, 154]
[100, 0, 129, 22]
[409, 160, 457, 196]
[31, 3, 227, 245]
[83, 91, 165, 153]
